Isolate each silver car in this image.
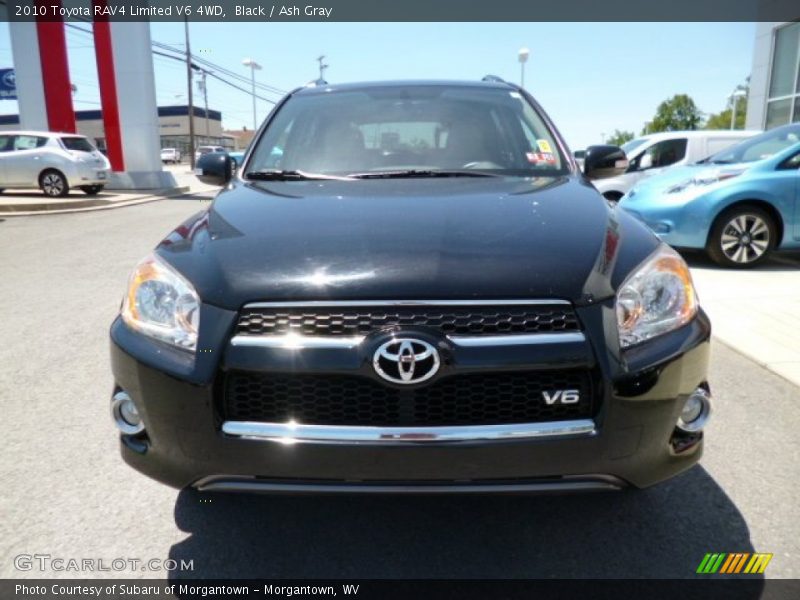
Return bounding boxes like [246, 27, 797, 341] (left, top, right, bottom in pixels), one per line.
[0, 131, 111, 197]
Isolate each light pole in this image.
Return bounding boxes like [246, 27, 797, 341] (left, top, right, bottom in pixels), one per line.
[197, 69, 210, 137]
[316, 55, 328, 83]
[518, 47, 530, 88]
[242, 58, 262, 131]
[729, 87, 747, 130]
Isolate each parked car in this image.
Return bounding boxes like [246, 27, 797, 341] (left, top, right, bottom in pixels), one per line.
[0, 131, 110, 197]
[227, 150, 245, 167]
[595, 130, 759, 202]
[619, 123, 800, 267]
[160, 147, 181, 164]
[194, 145, 225, 163]
[111, 79, 711, 493]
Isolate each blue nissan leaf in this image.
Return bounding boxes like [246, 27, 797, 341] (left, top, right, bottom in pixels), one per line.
[619, 123, 800, 267]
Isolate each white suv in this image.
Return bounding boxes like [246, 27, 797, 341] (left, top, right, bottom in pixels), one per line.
[0, 131, 111, 197]
[595, 130, 759, 201]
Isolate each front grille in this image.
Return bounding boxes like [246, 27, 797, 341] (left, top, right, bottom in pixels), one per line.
[222, 370, 594, 427]
[236, 304, 580, 337]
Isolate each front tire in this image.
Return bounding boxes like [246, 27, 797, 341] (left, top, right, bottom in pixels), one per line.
[80, 185, 104, 195]
[706, 206, 776, 268]
[39, 170, 69, 198]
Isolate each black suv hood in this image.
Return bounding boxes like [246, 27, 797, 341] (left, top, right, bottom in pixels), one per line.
[157, 176, 658, 311]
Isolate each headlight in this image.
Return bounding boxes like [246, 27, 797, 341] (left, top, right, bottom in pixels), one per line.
[121, 254, 200, 351]
[616, 245, 698, 348]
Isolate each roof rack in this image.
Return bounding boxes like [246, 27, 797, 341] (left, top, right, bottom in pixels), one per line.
[482, 75, 506, 83]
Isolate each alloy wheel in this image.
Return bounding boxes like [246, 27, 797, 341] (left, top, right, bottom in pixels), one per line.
[719, 214, 770, 264]
[42, 173, 65, 197]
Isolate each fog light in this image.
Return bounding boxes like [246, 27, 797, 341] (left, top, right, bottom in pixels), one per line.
[677, 387, 711, 433]
[111, 390, 145, 435]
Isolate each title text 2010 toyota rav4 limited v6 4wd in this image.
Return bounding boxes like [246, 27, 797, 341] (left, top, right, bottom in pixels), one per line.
[110, 79, 712, 493]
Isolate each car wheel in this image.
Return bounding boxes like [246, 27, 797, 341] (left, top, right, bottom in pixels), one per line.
[80, 185, 104, 195]
[39, 170, 69, 198]
[707, 206, 776, 268]
[602, 191, 623, 202]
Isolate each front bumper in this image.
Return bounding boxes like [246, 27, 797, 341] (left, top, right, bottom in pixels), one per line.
[110, 304, 711, 492]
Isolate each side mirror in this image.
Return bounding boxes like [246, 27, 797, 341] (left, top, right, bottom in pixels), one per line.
[639, 153, 653, 170]
[194, 152, 233, 186]
[583, 145, 628, 180]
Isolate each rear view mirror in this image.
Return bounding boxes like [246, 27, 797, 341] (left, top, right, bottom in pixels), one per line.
[195, 152, 233, 186]
[583, 145, 628, 180]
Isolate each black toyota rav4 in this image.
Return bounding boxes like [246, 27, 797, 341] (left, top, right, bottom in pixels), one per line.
[110, 79, 712, 493]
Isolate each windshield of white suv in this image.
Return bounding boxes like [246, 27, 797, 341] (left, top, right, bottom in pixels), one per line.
[60, 137, 96, 152]
[621, 138, 648, 156]
[247, 85, 568, 177]
[704, 124, 800, 164]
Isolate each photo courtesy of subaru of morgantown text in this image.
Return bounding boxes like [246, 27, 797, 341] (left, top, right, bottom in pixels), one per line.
[111, 80, 712, 493]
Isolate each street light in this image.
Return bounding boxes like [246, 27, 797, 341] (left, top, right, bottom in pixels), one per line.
[242, 57, 262, 131]
[518, 47, 530, 88]
[729, 87, 747, 130]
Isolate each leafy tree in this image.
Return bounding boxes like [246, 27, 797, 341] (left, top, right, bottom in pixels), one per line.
[645, 94, 704, 133]
[606, 130, 635, 146]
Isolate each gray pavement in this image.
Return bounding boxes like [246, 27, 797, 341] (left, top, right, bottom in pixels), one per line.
[0, 198, 798, 580]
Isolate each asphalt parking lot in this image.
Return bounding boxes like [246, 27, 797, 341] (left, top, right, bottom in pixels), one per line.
[0, 197, 798, 580]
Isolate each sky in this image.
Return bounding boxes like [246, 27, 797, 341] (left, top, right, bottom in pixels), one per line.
[0, 21, 755, 149]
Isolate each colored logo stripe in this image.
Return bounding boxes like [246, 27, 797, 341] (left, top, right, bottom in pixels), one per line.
[744, 553, 773, 574]
[697, 553, 773, 574]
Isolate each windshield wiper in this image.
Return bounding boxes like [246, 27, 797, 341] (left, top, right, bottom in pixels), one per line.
[347, 169, 499, 179]
[244, 169, 353, 181]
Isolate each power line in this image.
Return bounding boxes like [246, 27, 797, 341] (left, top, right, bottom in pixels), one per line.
[64, 23, 286, 101]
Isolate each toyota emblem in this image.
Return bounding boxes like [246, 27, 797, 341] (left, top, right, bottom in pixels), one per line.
[373, 338, 440, 385]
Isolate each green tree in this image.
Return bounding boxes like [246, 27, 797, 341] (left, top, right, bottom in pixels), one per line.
[606, 129, 635, 146]
[705, 86, 748, 130]
[645, 94, 704, 134]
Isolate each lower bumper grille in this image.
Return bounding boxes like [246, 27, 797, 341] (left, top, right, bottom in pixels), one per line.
[222, 370, 595, 427]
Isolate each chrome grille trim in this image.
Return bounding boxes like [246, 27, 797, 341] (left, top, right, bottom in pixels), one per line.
[448, 332, 586, 347]
[241, 299, 573, 308]
[229, 331, 585, 350]
[230, 335, 366, 349]
[222, 419, 596, 444]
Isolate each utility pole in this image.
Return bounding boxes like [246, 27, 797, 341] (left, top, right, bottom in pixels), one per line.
[185, 17, 196, 169]
[316, 55, 328, 82]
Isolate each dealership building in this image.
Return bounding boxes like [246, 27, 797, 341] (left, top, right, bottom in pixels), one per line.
[0, 105, 237, 157]
[746, 21, 800, 130]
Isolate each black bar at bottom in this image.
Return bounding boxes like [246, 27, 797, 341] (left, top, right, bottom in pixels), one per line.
[3, 578, 797, 600]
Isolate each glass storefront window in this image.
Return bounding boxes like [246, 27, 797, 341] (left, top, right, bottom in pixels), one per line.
[766, 98, 793, 130]
[769, 22, 800, 98]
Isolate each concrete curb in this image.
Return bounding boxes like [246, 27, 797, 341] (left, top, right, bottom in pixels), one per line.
[713, 336, 800, 390]
[0, 186, 195, 217]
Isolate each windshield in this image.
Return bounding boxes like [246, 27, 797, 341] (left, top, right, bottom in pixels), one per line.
[60, 137, 95, 152]
[705, 124, 800, 164]
[621, 137, 648, 156]
[247, 85, 568, 177]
